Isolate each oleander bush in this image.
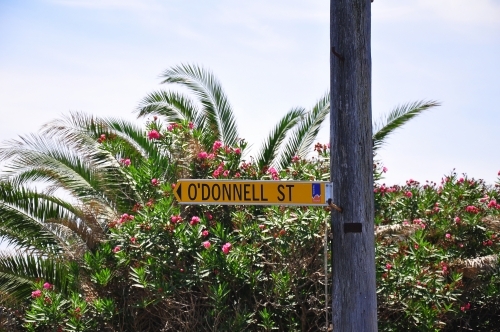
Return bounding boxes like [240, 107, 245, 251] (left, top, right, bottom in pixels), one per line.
[5, 119, 500, 331]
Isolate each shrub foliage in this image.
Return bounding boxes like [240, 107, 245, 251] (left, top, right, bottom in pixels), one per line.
[2, 119, 500, 331]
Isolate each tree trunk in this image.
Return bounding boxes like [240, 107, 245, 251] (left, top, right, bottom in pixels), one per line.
[330, 0, 377, 331]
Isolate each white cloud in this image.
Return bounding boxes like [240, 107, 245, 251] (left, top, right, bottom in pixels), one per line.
[419, 0, 500, 25]
[374, 0, 500, 26]
[47, 0, 162, 11]
[372, 0, 500, 30]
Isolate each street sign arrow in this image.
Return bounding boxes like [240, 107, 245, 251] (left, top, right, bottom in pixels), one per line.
[172, 179, 332, 206]
[176, 183, 182, 200]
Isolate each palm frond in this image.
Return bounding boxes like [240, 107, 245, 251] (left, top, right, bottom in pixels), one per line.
[42, 112, 155, 209]
[0, 253, 77, 304]
[255, 107, 305, 170]
[0, 134, 102, 193]
[372, 100, 440, 151]
[135, 90, 201, 126]
[0, 182, 97, 253]
[99, 116, 165, 163]
[0, 134, 124, 217]
[277, 93, 330, 170]
[159, 64, 239, 146]
[41, 112, 117, 165]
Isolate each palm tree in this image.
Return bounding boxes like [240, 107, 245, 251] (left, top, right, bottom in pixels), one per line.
[0, 113, 172, 304]
[137, 64, 439, 171]
[0, 65, 439, 305]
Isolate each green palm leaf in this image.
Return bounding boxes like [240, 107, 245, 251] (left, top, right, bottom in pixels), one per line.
[277, 92, 330, 170]
[372, 100, 440, 151]
[0, 134, 119, 217]
[0, 254, 77, 304]
[136, 90, 203, 128]
[42, 112, 162, 210]
[0, 182, 101, 253]
[255, 107, 305, 170]
[159, 64, 239, 147]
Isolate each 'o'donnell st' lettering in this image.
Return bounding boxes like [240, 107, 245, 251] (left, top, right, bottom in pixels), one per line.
[186, 183, 269, 202]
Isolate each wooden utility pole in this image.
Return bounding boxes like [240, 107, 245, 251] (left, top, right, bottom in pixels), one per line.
[330, 0, 377, 331]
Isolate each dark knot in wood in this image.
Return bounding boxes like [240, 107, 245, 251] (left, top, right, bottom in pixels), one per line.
[331, 47, 345, 62]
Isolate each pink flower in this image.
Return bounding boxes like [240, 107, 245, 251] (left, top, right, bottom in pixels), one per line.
[404, 191, 413, 198]
[460, 303, 471, 311]
[202, 230, 209, 237]
[223, 170, 229, 177]
[487, 199, 497, 208]
[465, 205, 479, 214]
[292, 155, 300, 163]
[213, 141, 223, 152]
[188, 122, 194, 129]
[445, 233, 451, 239]
[118, 213, 134, 224]
[234, 148, 241, 155]
[97, 134, 106, 143]
[153, 116, 158, 121]
[170, 215, 182, 224]
[267, 167, 279, 180]
[454, 217, 461, 224]
[222, 242, 232, 255]
[413, 219, 426, 229]
[167, 124, 174, 131]
[385, 263, 392, 270]
[31, 290, 42, 298]
[130, 237, 137, 244]
[43, 282, 51, 290]
[258, 224, 265, 230]
[203, 241, 211, 249]
[414, 244, 419, 250]
[235, 172, 241, 178]
[382, 167, 388, 173]
[147, 130, 161, 140]
[406, 178, 415, 185]
[458, 177, 464, 183]
[205, 212, 213, 220]
[190, 216, 200, 226]
[171, 183, 176, 189]
[113, 246, 121, 253]
[198, 151, 208, 159]
[151, 178, 159, 186]
[120, 158, 131, 166]
[213, 169, 220, 178]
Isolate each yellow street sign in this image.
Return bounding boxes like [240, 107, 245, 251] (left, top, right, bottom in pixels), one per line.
[172, 179, 332, 206]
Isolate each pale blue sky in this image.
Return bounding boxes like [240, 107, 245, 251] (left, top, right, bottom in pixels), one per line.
[1, 0, 499, 187]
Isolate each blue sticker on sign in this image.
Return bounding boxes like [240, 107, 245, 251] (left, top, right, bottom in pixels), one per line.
[312, 183, 321, 203]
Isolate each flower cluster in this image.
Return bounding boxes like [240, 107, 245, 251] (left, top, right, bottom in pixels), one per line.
[120, 158, 131, 166]
[222, 242, 232, 255]
[148, 130, 161, 140]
